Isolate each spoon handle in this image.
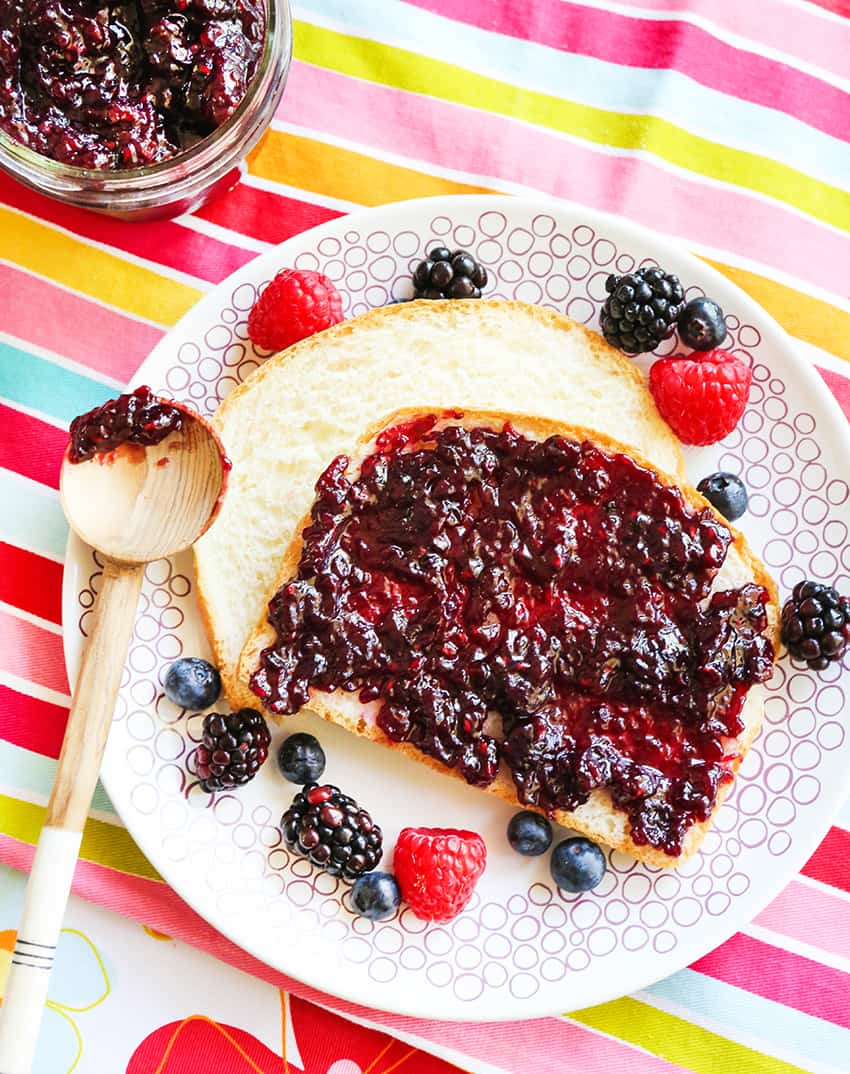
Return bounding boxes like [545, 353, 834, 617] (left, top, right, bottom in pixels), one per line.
[0, 559, 145, 1074]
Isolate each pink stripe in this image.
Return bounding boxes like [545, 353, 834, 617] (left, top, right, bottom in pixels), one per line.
[755, 879, 850, 962]
[611, 0, 850, 80]
[0, 174, 255, 285]
[0, 608, 69, 695]
[409, 0, 850, 144]
[819, 366, 850, 422]
[692, 932, 850, 1028]
[0, 835, 688, 1073]
[0, 263, 162, 383]
[281, 62, 848, 298]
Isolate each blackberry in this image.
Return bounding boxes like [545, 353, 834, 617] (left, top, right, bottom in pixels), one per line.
[600, 266, 685, 354]
[781, 581, 850, 671]
[282, 784, 383, 879]
[412, 247, 488, 300]
[196, 709, 271, 792]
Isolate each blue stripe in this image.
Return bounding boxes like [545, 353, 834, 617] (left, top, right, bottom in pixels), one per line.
[0, 470, 67, 561]
[0, 741, 116, 817]
[646, 968, 850, 1071]
[294, 0, 850, 191]
[0, 339, 113, 426]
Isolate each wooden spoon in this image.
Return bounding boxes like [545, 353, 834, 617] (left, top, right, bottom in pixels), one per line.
[0, 398, 229, 1074]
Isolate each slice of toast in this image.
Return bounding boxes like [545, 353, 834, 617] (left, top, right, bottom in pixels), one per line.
[236, 408, 780, 868]
[195, 300, 685, 702]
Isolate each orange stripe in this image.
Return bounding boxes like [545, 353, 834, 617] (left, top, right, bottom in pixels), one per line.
[701, 258, 850, 364]
[248, 128, 496, 205]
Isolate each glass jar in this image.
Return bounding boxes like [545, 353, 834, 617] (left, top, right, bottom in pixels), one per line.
[0, 0, 292, 222]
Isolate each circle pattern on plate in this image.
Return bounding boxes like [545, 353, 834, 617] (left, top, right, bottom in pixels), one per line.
[75, 206, 849, 1007]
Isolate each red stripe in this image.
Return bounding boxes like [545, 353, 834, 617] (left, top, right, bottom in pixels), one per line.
[806, 0, 850, 14]
[0, 543, 63, 624]
[0, 173, 254, 285]
[818, 365, 850, 423]
[410, 0, 850, 145]
[801, 826, 850, 894]
[0, 609, 69, 694]
[0, 683, 68, 759]
[195, 182, 343, 245]
[0, 403, 65, 489]
[691, 931, 850, 1028]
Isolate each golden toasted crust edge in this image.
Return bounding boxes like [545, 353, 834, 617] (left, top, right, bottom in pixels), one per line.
[231, 406, 779, 868]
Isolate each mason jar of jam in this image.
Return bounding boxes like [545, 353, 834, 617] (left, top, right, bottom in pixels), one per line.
[0, 0, 291, 219]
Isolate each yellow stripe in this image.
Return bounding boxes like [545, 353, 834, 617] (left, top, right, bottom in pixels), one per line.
[701, 257, 850, 364]
[293, 21, 850, 234]
[0, 207, 202, 327]
[0, 794, 162, 883]
[249, 129, 496, 204]
[572, 997, 807, 1074]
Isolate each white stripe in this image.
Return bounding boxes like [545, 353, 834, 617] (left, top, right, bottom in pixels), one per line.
[557, 0, 850, 92]
[0, 394, 68, 431]
[743, 921, 850, 976]
[768, 0, 850, 28]
[633, 988, 847, 1074]
[0, 601, 61, 636]
[0, 781, 123, 829]
[0, 670, 71, 709]
[0, 257, 172, 333]
[175, 212, 273, 255]
[795, 871, 850, 905]
[684, 242, 850, 313]
[293, 3, 850, 188]
[793, 339, 850, 380]
[0, 203, 212, 295]
[0, 330, 125, 390]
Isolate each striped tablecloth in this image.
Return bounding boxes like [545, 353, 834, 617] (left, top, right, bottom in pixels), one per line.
[1, 2, 849, 1071]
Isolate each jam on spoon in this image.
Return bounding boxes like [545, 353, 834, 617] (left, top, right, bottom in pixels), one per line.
[252, 415, 774, 856]
[68, 385, 183, 463]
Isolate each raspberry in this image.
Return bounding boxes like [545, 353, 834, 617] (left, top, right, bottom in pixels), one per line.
[248, 268, 344, 352]
[393, 827, 486, 922]
[649, 350, 751, 446]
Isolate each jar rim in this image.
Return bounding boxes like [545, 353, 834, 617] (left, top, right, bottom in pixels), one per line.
[0, 0, 291, 200]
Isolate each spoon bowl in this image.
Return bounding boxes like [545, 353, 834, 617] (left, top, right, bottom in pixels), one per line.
[59, 402, 229, 563]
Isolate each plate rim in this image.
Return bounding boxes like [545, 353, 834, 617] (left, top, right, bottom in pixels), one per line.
[62, 193, 850, 1021]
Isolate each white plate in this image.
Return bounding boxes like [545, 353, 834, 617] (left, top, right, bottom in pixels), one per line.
[63, 196, 850, 1021]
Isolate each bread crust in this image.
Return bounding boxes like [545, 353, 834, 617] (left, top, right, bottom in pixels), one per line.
[233, 407, 779, 868]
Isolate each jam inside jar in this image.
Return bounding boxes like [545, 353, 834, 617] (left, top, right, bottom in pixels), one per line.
[252, 416, 774, 856]
[0, 0, 266, 170]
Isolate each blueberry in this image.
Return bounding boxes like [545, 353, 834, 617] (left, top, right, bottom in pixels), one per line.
[550, 837, 606, 893]
[507, 810, 553, 856]
[163, 657, 221, 710]
[697, 472, 748, 522]
[277, 732, 326, 784]
[677, 297, 728, 351]
[350, 871, 400, 920]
